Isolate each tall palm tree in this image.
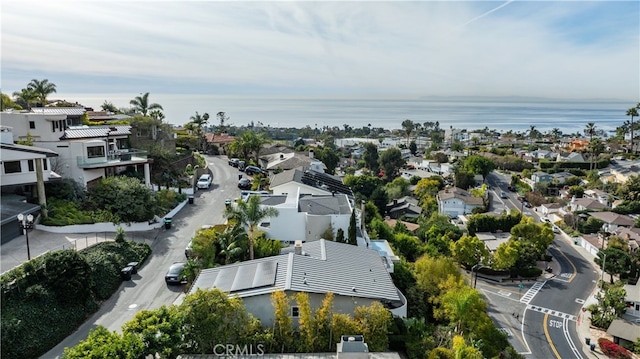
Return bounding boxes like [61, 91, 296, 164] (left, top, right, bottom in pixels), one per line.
[129, 92, 163, 116]
[216, 225, 248, 264]
[551, 128, 561, 141]
[588, 138, 605, 170]
[584, 122, 597, 170]
[626, 106, 638, 154]
[12, 88, 38, 110]
[190, 112, 210, 151]
[401, 119, 414, 147]
[27, 79, 57, 107]
[224, 195, 279, 260]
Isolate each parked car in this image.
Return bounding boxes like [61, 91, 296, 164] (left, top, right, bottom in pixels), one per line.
[185, 240, 193, 259]
[507, 186, 516, 192]
[500, 191, 508, 199]
[244, 166, 264, 176]
[238, 178, 252, 190]
[228, 158, 240, 167]
[196, 174, 212, 189]
[541, 216, 550, 223]
[552, 225, 561, 234]
[523, 201, 532, 208]
[165, 262, 186, 284]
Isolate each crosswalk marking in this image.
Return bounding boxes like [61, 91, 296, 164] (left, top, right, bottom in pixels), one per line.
[520, 281, 546, 304]
[526, 304, 576, 321]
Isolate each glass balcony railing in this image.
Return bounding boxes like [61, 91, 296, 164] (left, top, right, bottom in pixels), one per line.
[77, 149, 148, 167]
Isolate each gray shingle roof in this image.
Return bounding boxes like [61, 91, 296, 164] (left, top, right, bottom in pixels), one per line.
[189, 239, 400, 303]
[60, 125, 131, 139]
[299, 194, 351, 215]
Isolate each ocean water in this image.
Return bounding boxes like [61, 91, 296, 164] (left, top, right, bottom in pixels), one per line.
[59, 94, 633, 134]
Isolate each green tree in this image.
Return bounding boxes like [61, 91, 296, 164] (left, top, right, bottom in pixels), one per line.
[595, 248, 632, 284]
[343, 174, 382, 200]
[362, 142, 379, 173]
[584, 122, 597, 170]
[348, 209, 357, 245]
[1, 92, 22, 110]
[101, 101, 119, 113]
[122, 305, 184, 359]
[354, 301, 393, 352]
[225, 195, 279, 260]
[462, 155, 496, 180]
[87, 176, 157, 223]
[295, 292, 315, 352]
[336, 228, 345, 243]
[216, 225, 248, 264]
[27, 78, 57, 107]
[43, 250, 92, 304]
[129, 92, 163, 116]
[379, 147, 405, 182]
[450, 235, 489, 268]
[181, 289, 253, 353]
[402, 119, 415, 147]
[510, 221, 554, 258]
[437, 287, 487, 335]
[313, 292, 334, 351]
[253, 235, 284, 258]
[189, 112, 210, 151]
[217, 111, 230, 134]
[492, 240, 521, 270]
[62, 326, 145, 359]
[12, 87, 38, 110]
[385, 177, 411, 200]
[414, 255, 463, 300]
[587, 283, 627, 329]
[454, 170, 476, 190]
[317, 146, 340, 175]
[392, 233, 424, 262]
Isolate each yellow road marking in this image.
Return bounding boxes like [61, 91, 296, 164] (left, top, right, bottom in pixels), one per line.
[543, 313, 562, 359]
[551, 246, 577, 283]
[483, 292, 529, 351]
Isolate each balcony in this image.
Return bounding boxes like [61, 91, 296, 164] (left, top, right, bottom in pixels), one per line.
[77, 149, 148, 168]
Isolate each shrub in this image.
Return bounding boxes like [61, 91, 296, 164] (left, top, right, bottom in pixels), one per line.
[598, 338, 632, 359]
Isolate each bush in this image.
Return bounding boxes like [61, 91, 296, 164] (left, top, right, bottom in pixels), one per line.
[517, 267, 543, 278]
[598, 338, 632, 359]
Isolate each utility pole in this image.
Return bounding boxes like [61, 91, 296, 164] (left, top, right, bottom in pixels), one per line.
[600, 252, 607, 286]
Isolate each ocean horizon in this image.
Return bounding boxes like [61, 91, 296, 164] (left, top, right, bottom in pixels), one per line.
[55, 94, 634, 135]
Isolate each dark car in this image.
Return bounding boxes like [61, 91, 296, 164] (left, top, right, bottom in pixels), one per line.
[244, 166, 264, 176]
[228, 158, 240, 167]
[507, 186, 516, 192]
[165, 262, 186, 285]
[238, 178, 252, 190]
[523, 201, 532, 208]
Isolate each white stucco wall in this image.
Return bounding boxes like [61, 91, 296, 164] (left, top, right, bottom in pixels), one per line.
[0, 150, 52, 186]
[1, 112, 68, 142]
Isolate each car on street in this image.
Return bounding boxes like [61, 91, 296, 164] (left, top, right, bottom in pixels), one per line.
[500, 191, 508, 199]
[196, 174, 212, 189]
[238, 177, 252, 190]
[523, 201, 532, 208]
[541, 216, 550, 223]
[507, 186, 516, 192]
[228, 158, 240, 167]
[244, 166, 264, 176]
[552, 225, 561, 234]
[165, 262, 186, 285]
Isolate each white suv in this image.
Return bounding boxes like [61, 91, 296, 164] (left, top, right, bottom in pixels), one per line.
[197, 174, 212, 189]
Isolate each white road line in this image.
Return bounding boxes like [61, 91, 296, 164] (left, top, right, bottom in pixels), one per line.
[520, 281, 546, 304]
[527, 305, 577, 321]
[518, 306, 532, 355]
[563, 316, 584, 359]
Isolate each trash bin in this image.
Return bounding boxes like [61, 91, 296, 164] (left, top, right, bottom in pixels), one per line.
[188, 195, 194, 204]
[127, 262, 139, 274]
[590, 343, 596, 351]
[238, 174, 243, 180]
[121, 266, 133, 281]
[164, 218, 172, 229]
[573, 239, 579, 245]
[585, 338, 591, 345]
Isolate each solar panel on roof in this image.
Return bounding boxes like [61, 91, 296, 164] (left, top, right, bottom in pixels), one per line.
[214, 267, 238, 291]
[253, 261, 278, 288]
[231, 263, 259, 292]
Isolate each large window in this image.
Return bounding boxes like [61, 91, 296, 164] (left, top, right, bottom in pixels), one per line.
[3, 161, 22, 174]
[29, 121, 36, 129]
[43, 159, 48, 170]
[28, 160, 34, 172]
[87, 146, 105, 158]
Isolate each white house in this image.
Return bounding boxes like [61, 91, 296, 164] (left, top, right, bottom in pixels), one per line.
[270, 165, 354, 200]
[189, 239, 407, 327]
[584, 189, 612, 207]
[437, 187, 484, 218]
[588, 212, 635, 233]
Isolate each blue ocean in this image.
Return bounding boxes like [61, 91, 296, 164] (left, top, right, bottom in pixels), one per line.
[61, 94, 634, 134]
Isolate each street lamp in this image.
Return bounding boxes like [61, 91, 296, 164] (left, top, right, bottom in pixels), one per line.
[17, 213, 34, 260]
[472, 263, 490, 288]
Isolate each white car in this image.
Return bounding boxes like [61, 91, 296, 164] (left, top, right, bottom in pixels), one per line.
[196, 174, 212, 189]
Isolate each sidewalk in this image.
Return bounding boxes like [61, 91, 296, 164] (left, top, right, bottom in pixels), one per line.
[1, 228, 159, 274]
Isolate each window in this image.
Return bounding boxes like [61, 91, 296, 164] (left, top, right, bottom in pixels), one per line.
[28, 160, 34, 172]
[29, 121, 35, 129]
[87, 146, 105, 158]
[3, 161, 21, 174]
[43, 159, 48, 170]
[291, 307, 299, 318]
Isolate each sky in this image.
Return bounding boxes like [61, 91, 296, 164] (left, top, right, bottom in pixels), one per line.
[2, 1, 639, 108]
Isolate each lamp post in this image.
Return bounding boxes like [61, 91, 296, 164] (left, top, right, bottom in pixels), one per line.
[472, 263, 489, 289]
[17, 213, 34, 260]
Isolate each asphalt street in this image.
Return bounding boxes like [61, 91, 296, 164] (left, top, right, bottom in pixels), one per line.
[39, 155, 241, 358]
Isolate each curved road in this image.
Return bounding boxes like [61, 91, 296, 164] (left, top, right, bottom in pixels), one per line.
[485, 171, 598, 358]
[42, 155, 240, 358]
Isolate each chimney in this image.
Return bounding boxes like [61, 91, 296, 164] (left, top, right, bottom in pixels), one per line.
[294, 240, 303, 255]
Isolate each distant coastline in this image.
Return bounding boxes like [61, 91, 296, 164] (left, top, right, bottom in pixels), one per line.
[56, 93, 632, 133]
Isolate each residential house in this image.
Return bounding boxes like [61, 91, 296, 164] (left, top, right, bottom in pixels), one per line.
[615, 227, 640, 253]
[622, 281, 640, 319]
[567, 139, 589, 152]
[538, 203, 562, 222]
[556, 152, 586, 163]
[0, 126, 59, 242]
[386, 196, 422, 219]
[384, 218, 420, 233]
[259, 150, 319, 173]
[204, 133, 235, 154]
[550, 171, 573, 184]
[188, 239, 407, 327]
[531, 171, 552, 184]
[475, 232, 511, 253]
[270, 164, 354, 200]
[1, 110, 153, 187]
[602, 160, 640, 184]
[249, 192, 353, 245]
[584, 189, 612, 207]
[575, 234, 603, 256]
[437, 187, 484, 218]
[606, 319, 640, 349]
[588, 212, 635, 233]
[86, 111, 131, 124]
[568, 197, 608, 212]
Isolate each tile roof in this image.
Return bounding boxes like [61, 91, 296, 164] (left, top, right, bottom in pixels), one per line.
[189, 239, 400, 304]
[204, 133, 235, 144]
[60, 125, 131, 140]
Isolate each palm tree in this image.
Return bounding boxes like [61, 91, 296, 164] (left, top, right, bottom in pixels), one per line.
[551, 128, 561, 141]
[584, 122, 597, 170]
[27, 79, 57, 107]
[588, 138, 605, 170]
[626, 106, 638, 154]
[401, 119, 414, 147]
[224, 195, 279, 260]
[12, 88, 38, 110]
[129, 92, 163, 116]
[216, 225, 248, 264]
[216, 112, 229, 134]
[190, 112, 210, 151]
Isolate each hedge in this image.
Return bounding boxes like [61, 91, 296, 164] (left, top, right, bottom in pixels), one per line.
[1, 241, 151, 359]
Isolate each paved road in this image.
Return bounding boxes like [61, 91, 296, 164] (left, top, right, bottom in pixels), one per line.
[41, 155, 240, 358]
[483, 171, 598, 358]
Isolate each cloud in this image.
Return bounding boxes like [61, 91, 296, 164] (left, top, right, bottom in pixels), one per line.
[1, 1, 638, 100]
